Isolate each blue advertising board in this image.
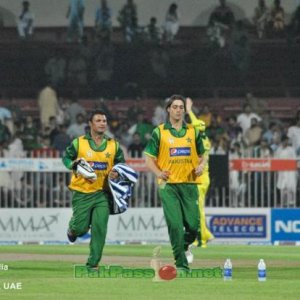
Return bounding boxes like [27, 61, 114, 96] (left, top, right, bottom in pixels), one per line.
[209, 215, 267, 238]
[271, 209, 300, 243]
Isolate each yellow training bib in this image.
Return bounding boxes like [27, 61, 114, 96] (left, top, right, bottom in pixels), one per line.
[69, 136, 116, 193]
[157, 124, 201, 184]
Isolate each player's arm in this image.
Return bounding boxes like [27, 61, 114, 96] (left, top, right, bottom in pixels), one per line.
[194, 128, 206, 176]
[186, 97, 205, 129]
[62, 138, 79, 170]
[110, 141, 126, 179]
[114, 141, 125, 164]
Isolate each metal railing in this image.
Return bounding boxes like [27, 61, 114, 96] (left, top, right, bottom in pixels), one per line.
[0, 157, 299, 208]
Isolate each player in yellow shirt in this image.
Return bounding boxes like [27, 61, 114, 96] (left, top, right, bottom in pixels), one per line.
[186, 98, 214, 248]
[63, 110, 125, 269]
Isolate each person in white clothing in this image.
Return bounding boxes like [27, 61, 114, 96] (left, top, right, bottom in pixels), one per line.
[237, 103, 262, 135]
[287, 118, 300, 156]
[17, 1, 34, 39]
[163, 3, 180, 42]
[275, 136, 297, 207]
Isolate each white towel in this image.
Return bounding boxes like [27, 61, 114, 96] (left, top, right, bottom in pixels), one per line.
[108, 163, 138, 214]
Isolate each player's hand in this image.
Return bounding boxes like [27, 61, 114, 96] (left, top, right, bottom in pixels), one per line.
[157, 170, 170, 181]
[109, 170, 119, 180]
[195, 165, 204, 176]
[186, 97, 193, 113]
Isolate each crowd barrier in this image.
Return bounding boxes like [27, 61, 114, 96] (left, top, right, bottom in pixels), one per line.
[0, 157, 299, 208]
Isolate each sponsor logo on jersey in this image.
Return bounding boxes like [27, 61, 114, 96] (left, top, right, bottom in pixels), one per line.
[89, 162, 108, 170]
[169, 147, 191, 157]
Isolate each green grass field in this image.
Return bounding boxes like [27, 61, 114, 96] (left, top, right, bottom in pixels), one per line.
[0, 244, 300, 300]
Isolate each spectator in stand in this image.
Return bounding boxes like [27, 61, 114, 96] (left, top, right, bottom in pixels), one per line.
[66, 96, 86, 125]
[0, 119, 11, 146]
[66, 113, 87, 139]
[7, 98, 22, 127]
[127, 132, 144, 158]
[66, 0, 85, 43]
[225, 115, 243, 146]
[253, 138, 273, 158]
[229, 142, 244, 206]
[44, 49, 66, 90]
[115, 121, 133, 148]
[237, 103, 262, 135]
[275, 135, 297, 206]
[1, 133, 25, 205]
[17, 1, 34, 40]
[48, 116, 60, 145]
[95, 0, 112, 42]
[21, 116, 39, 151]
[263, 122, 281, 144]
[118, 0, 138, 43]
[0, 105, 13, 134]
[205, 114, 225, 140]
[287, 117, 300, 155]
[209, 137, 227, 155]
[269, 0, 285, 36]
[198, 104, 213, 127]
[128, 113, 154, 146]
[206, 15, 227, 48]
[56, 97, 70, 126]
[253, 0, 270, 39]
[152, 99, 167, 126]
[37, 85, 59, 131]
[52, 125, 72, 155]
[209, 0, 235, 30]
[163, 3, 180, 43]
[244, 117, 263, 149]
[146, 17, 161, 44]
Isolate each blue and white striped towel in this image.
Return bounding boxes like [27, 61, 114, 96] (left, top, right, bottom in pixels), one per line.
[108, 163, 138, 214]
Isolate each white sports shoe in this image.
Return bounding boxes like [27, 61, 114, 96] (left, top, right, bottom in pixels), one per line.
[185, 246, 194, 264]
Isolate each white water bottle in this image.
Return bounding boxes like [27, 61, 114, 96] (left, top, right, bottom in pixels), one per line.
[258, 259, 266, 282]
[223, 258, 232, 281]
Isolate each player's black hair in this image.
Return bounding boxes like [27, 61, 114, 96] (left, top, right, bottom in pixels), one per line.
[165, 94, 186, 112]
[89, 110, 107, 122]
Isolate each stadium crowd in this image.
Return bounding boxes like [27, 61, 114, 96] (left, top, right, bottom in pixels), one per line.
[0, 89, 300, 160]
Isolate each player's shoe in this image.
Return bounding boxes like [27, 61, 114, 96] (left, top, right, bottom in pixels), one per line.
[201, 231, 215, 248]
[185, 246, 194, 264]
[86, 265, 99, 272]
[67, 229, 77, 243]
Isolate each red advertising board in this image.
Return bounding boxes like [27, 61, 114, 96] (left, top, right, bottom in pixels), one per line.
[230, 159, 297, 171]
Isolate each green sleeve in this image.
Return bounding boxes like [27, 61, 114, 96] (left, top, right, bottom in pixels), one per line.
[114, 141, 125, 164]
[195, 128, 205, 156]
[144, 127, 160, 158]
[62, 138, 79, 170]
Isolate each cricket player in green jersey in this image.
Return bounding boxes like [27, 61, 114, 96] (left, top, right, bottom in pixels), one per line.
[144, 95, 205, 272]
[63, 110, 125, 269]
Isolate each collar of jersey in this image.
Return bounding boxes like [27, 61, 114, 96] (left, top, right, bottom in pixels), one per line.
[83, 132, 108, 152]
